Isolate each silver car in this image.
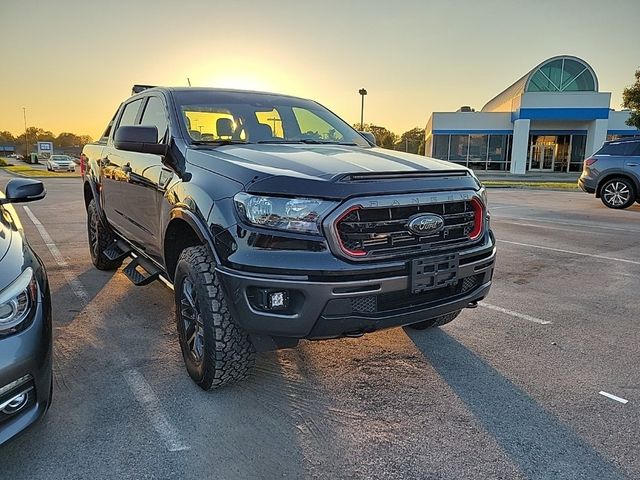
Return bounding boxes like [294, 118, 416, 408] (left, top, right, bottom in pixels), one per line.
[578, 138, 640, 209]
[46, 155, 75, 172]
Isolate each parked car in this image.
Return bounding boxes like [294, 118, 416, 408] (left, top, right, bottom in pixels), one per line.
[0, 178, 52, 446]
[579, 137, 640, 209]
[46, 155, 75, 172]
[82, 87, 495, 390]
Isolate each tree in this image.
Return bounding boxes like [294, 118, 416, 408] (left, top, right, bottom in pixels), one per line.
[355, 123, 398, 149]
[395, 127, 425, 155]
[0, 131, 15, 145]
[622, 68, 640, 129]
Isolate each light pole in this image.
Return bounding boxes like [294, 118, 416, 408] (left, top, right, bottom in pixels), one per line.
[22, 107, 28, 159]
[358, 88, 367, 130]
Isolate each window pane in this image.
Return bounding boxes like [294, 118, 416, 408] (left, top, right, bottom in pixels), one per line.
[448, 135, 469, 164]
[468, 135, 488, 169]
[140, 97, 168, 142]
[597, 141, 636, 156]
[255, 109, 285, 138]
[540, 59, 563, 90]
[292, 107, 344, 141]
[433, 135, 449, 160]
[570, 135, 587, 172]
[118, 99, 142, 128]
[560, 59, 595, 91]
[528, 70, 558, 92]
[487, 134, 509, 170]
[182, 108, 236, 140]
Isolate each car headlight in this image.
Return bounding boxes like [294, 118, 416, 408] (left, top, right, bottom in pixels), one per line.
[0, 268, 37, 336]
[234, 193, 337, 235]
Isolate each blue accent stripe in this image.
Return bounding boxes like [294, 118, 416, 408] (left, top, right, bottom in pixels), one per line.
[530, 130, 588, 135]
[513, 108, 610, 121]
[607, 130, 640, 135]
[432, 130, 513, 135]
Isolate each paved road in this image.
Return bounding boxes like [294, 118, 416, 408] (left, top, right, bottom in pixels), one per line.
[1, 175, 638, 479]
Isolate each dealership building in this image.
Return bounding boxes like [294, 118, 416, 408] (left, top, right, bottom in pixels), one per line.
[424, 55, 639, 174]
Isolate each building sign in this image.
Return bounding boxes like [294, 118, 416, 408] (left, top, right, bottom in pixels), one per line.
[37, 141, 53, 159]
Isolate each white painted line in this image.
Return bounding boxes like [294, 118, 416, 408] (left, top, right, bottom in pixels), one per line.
[493, 215, 640, 234]
[124, 369, 190, 452]
[498, 220, 611, 236]
[23, 206, 91, 305]
[498, 239, 640, 266]
[480, 302, 552, 325]
[599, 391, 629, 404]
[22, 206, 189, 452]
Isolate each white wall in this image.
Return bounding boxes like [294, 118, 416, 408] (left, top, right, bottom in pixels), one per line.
[429, 112, 512, 132]
[607, 111, 638, 132]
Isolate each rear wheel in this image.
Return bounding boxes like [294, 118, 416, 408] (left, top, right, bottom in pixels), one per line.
[174, 245, 255, 390]
[406, 310, 461, 330]
[600, 178, 635, 209]
[87, 199, 122, 270]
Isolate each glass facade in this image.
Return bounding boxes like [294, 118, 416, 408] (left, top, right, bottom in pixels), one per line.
[526, 58, 596, 93]
[430, 134, 511, 171]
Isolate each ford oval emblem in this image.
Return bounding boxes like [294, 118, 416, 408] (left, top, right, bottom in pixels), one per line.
[407, 214, 444, 236]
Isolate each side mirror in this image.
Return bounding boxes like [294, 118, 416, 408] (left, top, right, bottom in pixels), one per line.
[114, 126, 167, 155]
[359, 131, 376, 146]
[0, 178, 46, 204]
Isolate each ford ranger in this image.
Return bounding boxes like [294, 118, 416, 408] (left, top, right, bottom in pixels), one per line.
[81, 86, 495, 390]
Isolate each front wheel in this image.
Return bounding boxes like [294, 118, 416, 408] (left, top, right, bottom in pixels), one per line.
[406, 310, 461, 330]
[600, 178, 636, 209]
[174, 245, 255, 390]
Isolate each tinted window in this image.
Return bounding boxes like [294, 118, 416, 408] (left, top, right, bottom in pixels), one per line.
[293, 107, 345, 142]
[118, 99, 143, 128]
[597, 142, 637, 156]
[140, 96, 168, 142]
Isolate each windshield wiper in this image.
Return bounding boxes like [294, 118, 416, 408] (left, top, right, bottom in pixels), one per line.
[256, 139, 358, 146]
[191, 140, 252, 146]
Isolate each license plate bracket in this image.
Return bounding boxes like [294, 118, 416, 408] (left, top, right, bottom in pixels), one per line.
[410, 253, 459, 294]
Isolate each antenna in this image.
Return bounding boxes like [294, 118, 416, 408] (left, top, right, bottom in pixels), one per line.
[187, 77, 192, 87]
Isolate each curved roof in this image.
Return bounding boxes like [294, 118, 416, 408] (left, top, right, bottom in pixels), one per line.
[481, 55, 599, 112]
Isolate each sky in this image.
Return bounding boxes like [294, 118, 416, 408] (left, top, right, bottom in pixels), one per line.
[0, 0, 638, 140]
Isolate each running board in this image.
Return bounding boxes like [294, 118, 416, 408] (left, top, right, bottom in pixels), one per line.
[123, 257, 161, 286]
[103, 239, 132, 262]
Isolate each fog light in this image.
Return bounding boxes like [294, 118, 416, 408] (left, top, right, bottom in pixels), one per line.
[268, 291, 288, 310]
[1, 391, 29, 414]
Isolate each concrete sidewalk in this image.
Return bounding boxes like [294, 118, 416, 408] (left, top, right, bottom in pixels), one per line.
[476, 171, 580, 183]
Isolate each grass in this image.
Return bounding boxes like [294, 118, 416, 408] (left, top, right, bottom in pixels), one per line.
[0, 165, 80, 178]
[483, 181, 579, 190]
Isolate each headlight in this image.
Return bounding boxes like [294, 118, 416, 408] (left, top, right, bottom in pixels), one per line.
[234, 193, 337, 235]
[0, 268, 37, 336]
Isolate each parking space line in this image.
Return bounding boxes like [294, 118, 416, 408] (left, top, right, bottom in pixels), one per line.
[599, 391, 629, 404]
[493, 215, 640, 234]
[498, 239, 640, 266]
[22, 205, 190, 453]
[496, 220, 611, 235]
[23, 206, 90, 305]
[124, 369, 190, 452]
[480, 302, 552, 325]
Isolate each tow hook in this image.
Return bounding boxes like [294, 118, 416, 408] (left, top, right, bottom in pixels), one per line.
[467, 301, 479, 309]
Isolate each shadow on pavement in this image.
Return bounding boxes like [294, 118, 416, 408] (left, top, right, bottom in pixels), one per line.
[406, 328, 627, 480]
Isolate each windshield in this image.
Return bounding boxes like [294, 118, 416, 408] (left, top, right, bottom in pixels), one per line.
[173, 90, 370, 147]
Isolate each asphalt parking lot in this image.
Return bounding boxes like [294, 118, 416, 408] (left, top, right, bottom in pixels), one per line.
[0, 174, 638, 480]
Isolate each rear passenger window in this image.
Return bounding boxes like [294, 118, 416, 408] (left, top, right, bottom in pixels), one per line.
[597, 142, 636, 156]
[140, 97, 169, 142]
[118, 99, 143, 128]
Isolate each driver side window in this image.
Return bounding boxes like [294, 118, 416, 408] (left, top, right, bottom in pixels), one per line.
[140, 96, 169, 143]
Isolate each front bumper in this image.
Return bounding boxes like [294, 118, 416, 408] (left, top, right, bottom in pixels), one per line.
[217, 236, 495, 345]
[0, 298, 52, 446]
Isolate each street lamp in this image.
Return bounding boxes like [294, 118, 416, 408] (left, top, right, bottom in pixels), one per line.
[358, 88, 367, 130]
[23, 107, 28, 159]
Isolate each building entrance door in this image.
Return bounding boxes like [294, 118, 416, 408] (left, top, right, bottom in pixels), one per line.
[529, 143, 555, 171]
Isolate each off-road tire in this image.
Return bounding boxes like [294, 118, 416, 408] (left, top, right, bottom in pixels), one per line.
[600, 177, 636, 209]
[87, 199, 122, 270]
[406, 310, 461, 330]
[174, 245, 255, 390]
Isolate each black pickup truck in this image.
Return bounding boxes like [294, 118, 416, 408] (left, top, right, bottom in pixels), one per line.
[82, 86, 495, 389]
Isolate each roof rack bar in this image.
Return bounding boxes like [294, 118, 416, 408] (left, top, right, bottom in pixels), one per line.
[132, 84, 157, 95]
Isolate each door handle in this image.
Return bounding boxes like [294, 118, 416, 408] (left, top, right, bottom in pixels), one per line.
[626, 163, 638, 167]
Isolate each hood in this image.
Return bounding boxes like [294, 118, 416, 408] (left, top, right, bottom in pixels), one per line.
[187, 144, 479, 199]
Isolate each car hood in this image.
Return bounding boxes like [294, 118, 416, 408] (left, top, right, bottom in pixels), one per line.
[187, 144, 478, 199]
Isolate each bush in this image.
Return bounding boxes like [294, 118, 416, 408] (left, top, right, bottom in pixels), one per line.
[0, 157, 12, 167]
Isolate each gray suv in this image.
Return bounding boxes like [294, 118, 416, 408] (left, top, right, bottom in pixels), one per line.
[579, 137, 640, 209]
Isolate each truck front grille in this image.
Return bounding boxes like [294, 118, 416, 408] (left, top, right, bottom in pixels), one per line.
[334, 198, 482, 259]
